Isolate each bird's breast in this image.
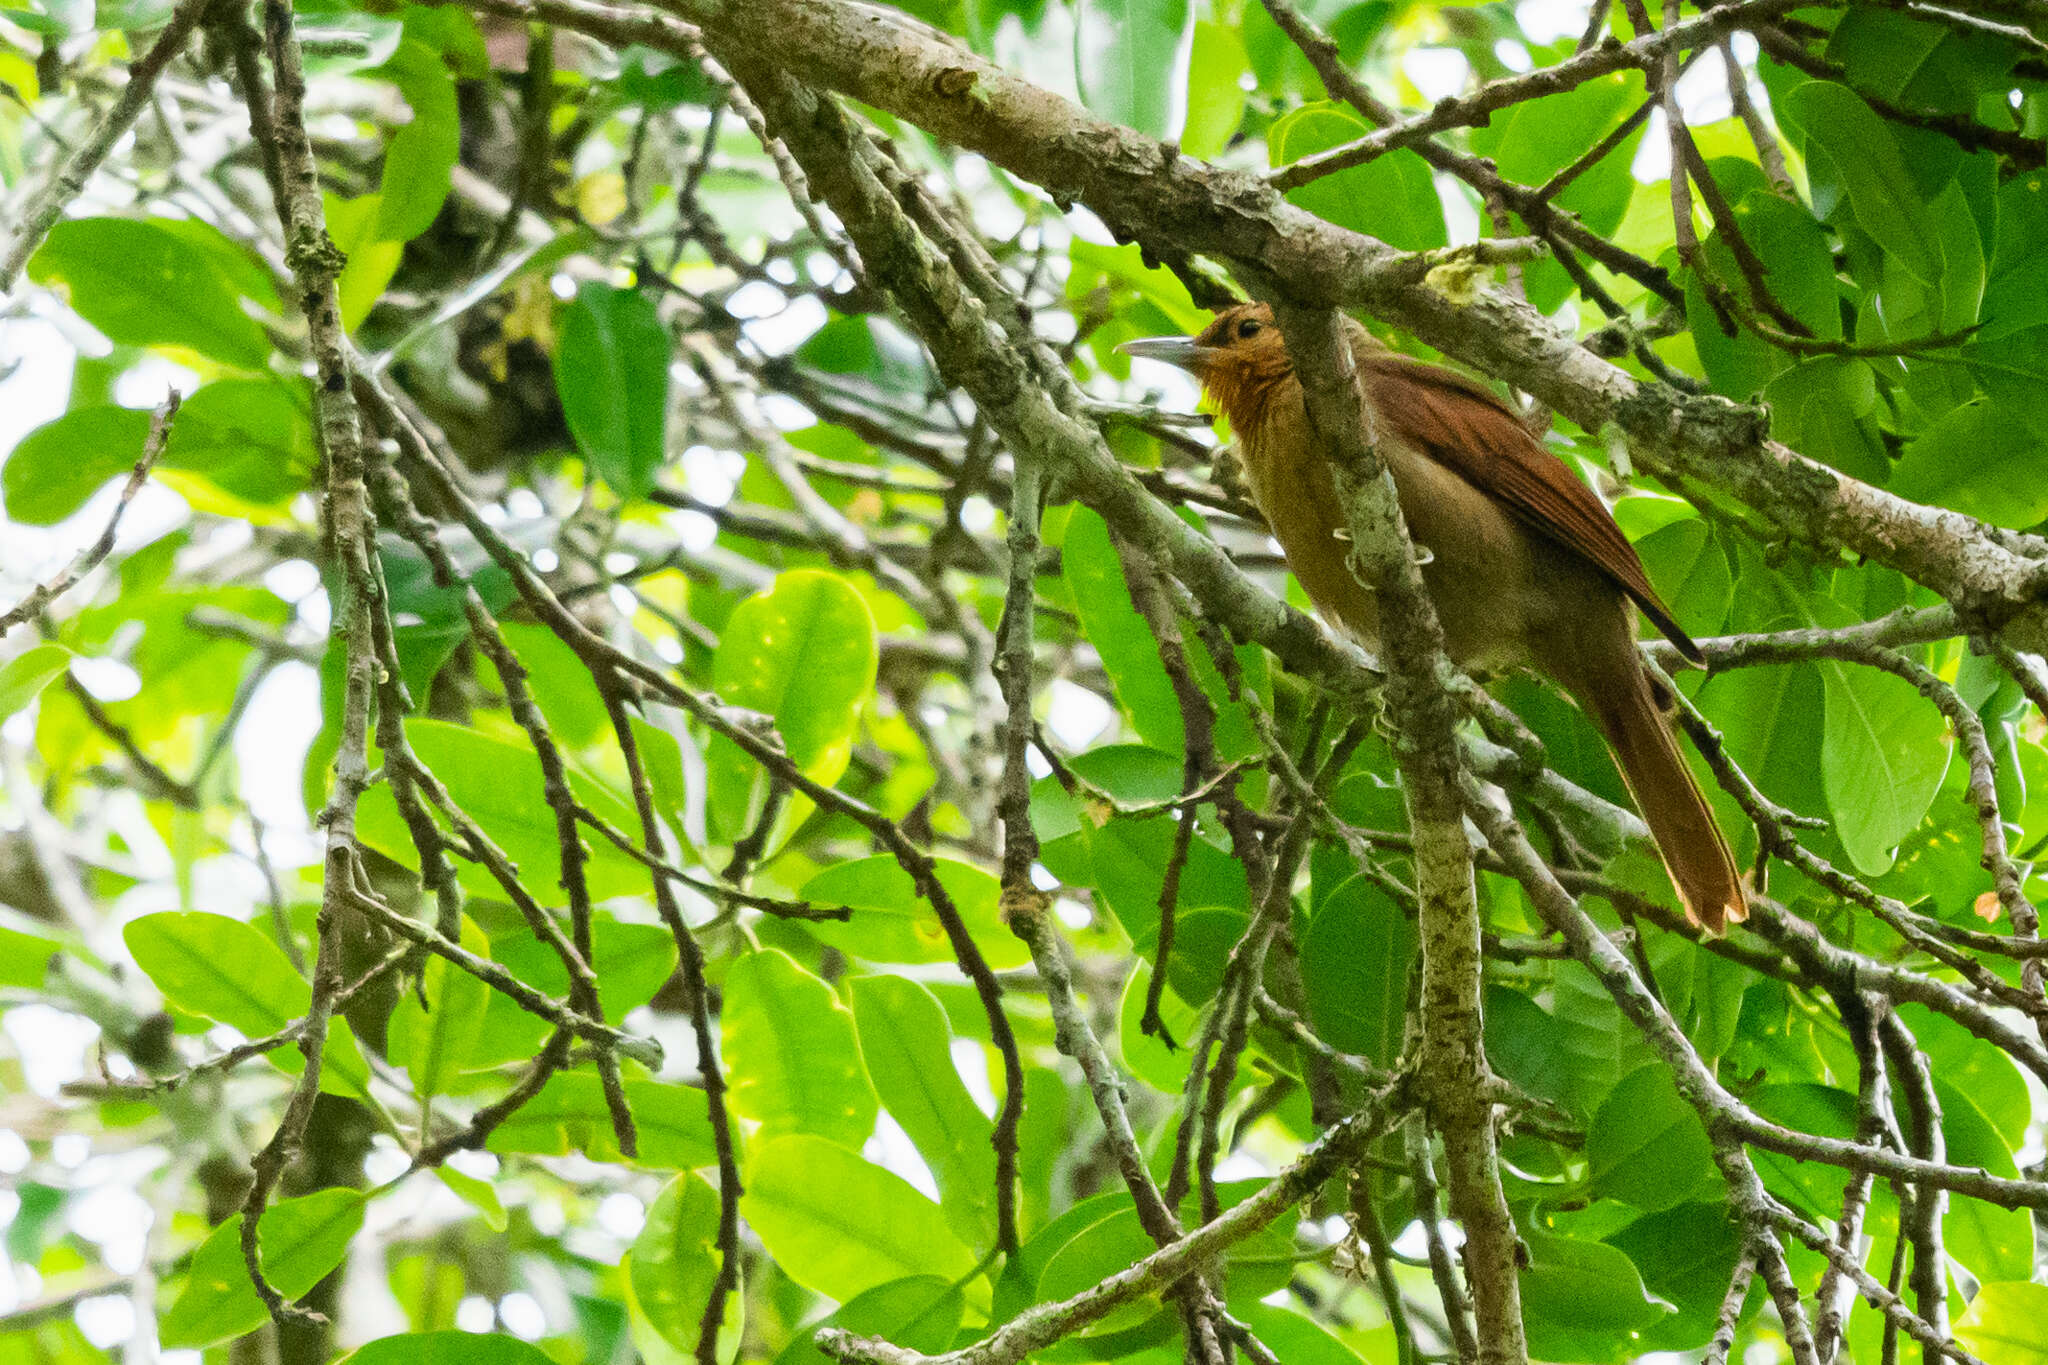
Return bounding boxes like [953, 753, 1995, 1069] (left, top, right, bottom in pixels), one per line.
[1235, 386, 1576, 673]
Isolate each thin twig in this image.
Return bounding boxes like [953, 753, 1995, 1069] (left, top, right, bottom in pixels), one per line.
[232, 0, 381, 1324]
[0, 392, 178, 637]
[817, 1096, 1404, 1365]
[2, 0, 213, 288]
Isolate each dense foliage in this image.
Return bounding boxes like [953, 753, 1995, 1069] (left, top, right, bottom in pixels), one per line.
[2, 1, 2046, 1363]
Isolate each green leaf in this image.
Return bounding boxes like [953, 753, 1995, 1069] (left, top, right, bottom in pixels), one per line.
[371, 41, 460, 241]
[1073, 0, 1192, 141]
[1230, 1305, 1367, 1365]
[1964, 325, 2048, 458]
[557, 282, 672, 499]
[387, 915, 492, 1109]
[491, 621, 612, 748]
[1061, 507, 1178, 751]
[70, 581, 287, 752]
[1242, 0, 1392, 99]
[1898, 1003, 2030, 1147]
[10, 0, 91, 40]
[628, 1173, 737, 1360]
[1029, 1184, 1295, 1336]
[162, 378, 317, 511]
[1748, 1083, 1859, 1219]
[1823, 9, 1951, 107]
[160, 1189, 366, 1348]
[145, 215, 283, 312]
[1700, 627, 1827, 842]
[851, 974, 998, 1247]
[1518, 1228, 1671, 1362]
[1685, 184, 1849, 403]
[1036, 1208, 1167, 1335]
[28, 217, 272, 369]
[705, 569, 879, 841]
[471, 914, 678, 1067]
[1631, 515, 1733, 642]
[796, 314, 933, 393]
[1603, 1201, 1747, 1352]
[0, 921, 63, 989]
[1000, 1191, 1131, 1308]
[1060, 811, 1250, 937]
[618, 45, 717, 110]
[1787, 82, 1942, 283]
[1820, 652, 1953, 875]
[724, 949, 877, 1148]
[1268, 103, 1446, 251]
[1067, 240, 1208, 338]
[1763, 358, 1885, 484]
[122, 912, 373, 1100]
[1914, 1034, 2034, 1281]
[799, 854, 1030, 970]
[740, 1134, 978, 1303]
[1955, 1282, 2048, 1365]
[3, 406, 152, 526]
[0, 645, 73, 718]
[1484, 985, 1575, 1113]
[1826, 7, 2018, 118]
[1132, 903, 1247, 1002]
[1549, 963, 1658, 1120]
[355, 718, 651, 900]
[1732, 193, 1844, 340]
[484, 1072, 715, 1169]
[1069, 744, 1187, 809]
[1892, 398, 2048, 529]
[1931, 176, 1986, 334]
[401, 5, 489, 76]
[629, 711, 702, 855]
[714, 569, 879, 771]
[1944, 1185, 2035, 1286]
[1300, 874, 1413, 1068]
[388, 1254, 462, 1332]
[1586, 1063, 1718, 1212]
[328, 191, 405, 330]
[1014, 1065, 1073, 1238]
[1476, 69, 1644, 307]
[776, 1277, 962, 1365]
[435, 1166, 507, 1232]
[2, 380, 314, 526]
[1118, 958, 1204, 1093]
[1688, 945, 1752, 1063]
[1474, 68, 1640, 192]
[1984, 171, 2048, 338]
[340, 1332, 558, 1365]
[1685, 265, 1780, 402]
[1179, 20, 1247, 160]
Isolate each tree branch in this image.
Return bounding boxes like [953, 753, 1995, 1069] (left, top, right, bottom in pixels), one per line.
[0, 392, 178, 638]
[1, 0, 213, 288]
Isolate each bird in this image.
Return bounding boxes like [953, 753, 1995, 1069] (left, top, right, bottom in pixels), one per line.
[1120, 301, 1745, 932]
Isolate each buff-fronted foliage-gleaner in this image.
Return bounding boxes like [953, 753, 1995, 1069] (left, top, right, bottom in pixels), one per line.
[1124, 302, 1746, 932]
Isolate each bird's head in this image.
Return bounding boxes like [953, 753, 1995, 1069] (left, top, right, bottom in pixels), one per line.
[1118, 302, 1296, 429]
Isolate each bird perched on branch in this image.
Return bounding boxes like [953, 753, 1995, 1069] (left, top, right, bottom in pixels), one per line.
[1121, 302, 1745, 932]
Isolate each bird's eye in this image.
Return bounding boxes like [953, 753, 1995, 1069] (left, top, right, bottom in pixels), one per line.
[1236, 318, 1262, 339]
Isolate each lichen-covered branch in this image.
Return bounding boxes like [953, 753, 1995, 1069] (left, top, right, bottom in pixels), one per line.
[817, 1097, 1401, 1365]
[647, 0, 2048, 654]
[233, 0, 381, 1327]
[0, 0, 214, 288]
[0, 393, 178, 638]
[1263, 296, 1525, 1363]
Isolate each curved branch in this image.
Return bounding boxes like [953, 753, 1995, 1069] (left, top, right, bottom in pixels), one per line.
[650, 0, 2048, 653]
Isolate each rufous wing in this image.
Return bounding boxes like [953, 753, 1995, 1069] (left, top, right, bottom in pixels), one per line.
[1359, 351, 1702, 665]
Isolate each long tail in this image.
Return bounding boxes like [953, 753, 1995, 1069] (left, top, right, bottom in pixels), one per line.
[1574, 664, 1746, 932]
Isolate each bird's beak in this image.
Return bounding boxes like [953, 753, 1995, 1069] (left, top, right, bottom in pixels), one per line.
[1117, 336, 1214, 371]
